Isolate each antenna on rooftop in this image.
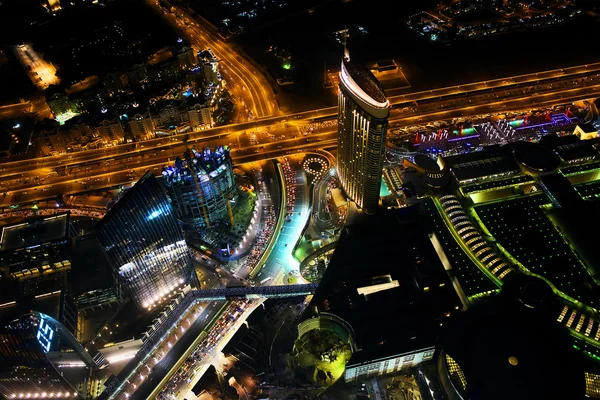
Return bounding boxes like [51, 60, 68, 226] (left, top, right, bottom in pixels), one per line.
[343, 24, 350, 61]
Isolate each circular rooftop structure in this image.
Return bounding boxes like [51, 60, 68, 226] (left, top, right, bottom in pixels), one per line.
[503, 274, 554, 311]
[440, 276, 585, 400]
[413, 154, 442, 173]
[409, 154, 449, 188]
[513, 142, 560, 172]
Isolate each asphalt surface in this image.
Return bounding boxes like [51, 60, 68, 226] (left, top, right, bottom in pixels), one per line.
[130, 300, 225, 400]
[255, 165, 310, 284]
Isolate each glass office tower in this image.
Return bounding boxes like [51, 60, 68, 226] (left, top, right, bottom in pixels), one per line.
[0, 312, 98, 399]
[96, 172, 196, 309]
[337, 49, 389, 215]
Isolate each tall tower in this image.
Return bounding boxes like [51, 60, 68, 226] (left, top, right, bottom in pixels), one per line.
[96, 172, 196, 310]
[337, 49, 389, 214]
[0, 312, 100, 399]
[161, 146, 237, 229]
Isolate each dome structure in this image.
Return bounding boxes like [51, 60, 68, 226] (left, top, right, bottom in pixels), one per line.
[439, 275, 586, 400]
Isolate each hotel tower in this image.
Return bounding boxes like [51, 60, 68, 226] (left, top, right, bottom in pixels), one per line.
[337, 49, 389, 214]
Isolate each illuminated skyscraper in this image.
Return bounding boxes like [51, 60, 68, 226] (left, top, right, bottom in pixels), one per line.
[0, 312, 99, 399]
[337, 50, 389, 214]
[161, 146, 237, 229]
[96, 172, 196, 309]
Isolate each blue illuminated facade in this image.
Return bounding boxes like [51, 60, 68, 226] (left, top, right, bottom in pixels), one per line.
[161, 146, 237, 229]
[96, 172, 196, 309]
[36, 318, 54, 353]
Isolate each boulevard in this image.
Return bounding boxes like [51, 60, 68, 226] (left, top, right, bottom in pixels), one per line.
[2, 76, 599, 207]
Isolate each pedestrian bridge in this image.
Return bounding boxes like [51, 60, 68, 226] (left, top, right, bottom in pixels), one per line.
[190, 283, 318, 301]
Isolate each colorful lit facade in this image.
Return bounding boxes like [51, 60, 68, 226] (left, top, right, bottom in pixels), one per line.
[96, 172, 196, 309]
[337, 50, 389, 214]
[161, 146, 237, 229]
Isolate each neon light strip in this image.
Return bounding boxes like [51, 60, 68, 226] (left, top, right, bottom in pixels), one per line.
[514, 121, 553, 131]
[448, 134, 480, 142]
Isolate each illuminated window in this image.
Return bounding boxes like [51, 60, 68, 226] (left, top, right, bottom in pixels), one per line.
[586, 320, 594, 337]
[576, 315, 586, 332]
[497, 269, 512, 280]
[446, 354, 467, 395]
[566, 310, 577, 328]
[491, 263, 507, 275]
[585, 372, 600, 398]
[557, 305, 569, 322]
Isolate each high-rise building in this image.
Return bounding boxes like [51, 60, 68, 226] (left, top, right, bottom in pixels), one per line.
[0, 312, 100, 399]
[161, 146, 237, 229]
[95, 172, 196, 309]
[337, 50, 389, 214]
[0, 213, 76, 297]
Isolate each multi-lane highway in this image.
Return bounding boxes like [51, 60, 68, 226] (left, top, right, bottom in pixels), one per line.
[3, 60, 599, 175]
[3, 77, 600, 207]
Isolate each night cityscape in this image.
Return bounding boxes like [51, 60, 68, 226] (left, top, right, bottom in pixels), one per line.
[3, 0, 600, 399]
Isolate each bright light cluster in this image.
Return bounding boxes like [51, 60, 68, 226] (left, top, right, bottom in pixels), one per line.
[302, 157, 329, 183]
[143, 279, 187, 309]
[237, 208, 259, 253]
[10, 392, 77, 398]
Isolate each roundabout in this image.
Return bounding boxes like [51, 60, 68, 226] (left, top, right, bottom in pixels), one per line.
[302, 156, 329, 183]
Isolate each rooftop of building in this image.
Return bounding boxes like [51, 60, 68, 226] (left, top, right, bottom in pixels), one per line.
[555, 141, 599, 162]
[0, 212, 71, 252]
[539, 173, 583, 208]
[69, 234, 114, 297]
[474, 193, 599, 308]
[162, 146, 232, 182]
[511, 142, 560, 172]
[304, 205, 461, 366]
[443, 145, 520, 182]
[95, 300, 165, 345]
[375, 59, 397, 70]
[442, 274, 586, 400]
[0, 289, 63, 326]
[413, 153, 442, 172]
[342, 57, 387, 104]
[461, 174, 534, 195]
[538, 133, 582, 149]
[561, 159, 600, 176]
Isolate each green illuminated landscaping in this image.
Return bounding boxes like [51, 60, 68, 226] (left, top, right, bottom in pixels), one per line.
[292, 330, 352, 387]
